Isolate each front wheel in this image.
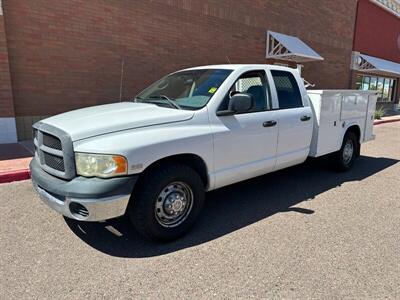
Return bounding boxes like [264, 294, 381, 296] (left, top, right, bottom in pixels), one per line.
[128, 164, 205, 242]
[332, 131, 359, 171]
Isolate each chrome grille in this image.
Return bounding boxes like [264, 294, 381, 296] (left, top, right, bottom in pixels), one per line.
[33, 123, 76, 180]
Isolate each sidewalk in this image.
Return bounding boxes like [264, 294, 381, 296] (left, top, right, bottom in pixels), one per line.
[373, 114, 400, 125]
[1, 114, 400, 184]
[0, 141, 33, 183]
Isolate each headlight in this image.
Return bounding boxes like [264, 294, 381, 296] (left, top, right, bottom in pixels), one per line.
[75, 153, 128, 178]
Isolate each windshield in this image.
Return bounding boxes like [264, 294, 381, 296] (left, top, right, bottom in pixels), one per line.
[135, 69, 232, 110]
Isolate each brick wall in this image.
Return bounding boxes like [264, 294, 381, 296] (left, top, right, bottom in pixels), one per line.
[0, 0, 17, 143]
[2, 0, 357, 138]
[0, 0, 14, 118]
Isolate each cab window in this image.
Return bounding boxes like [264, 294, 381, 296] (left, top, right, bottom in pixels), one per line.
[271, 70, 303, 109]
[219, 70, 270, 112]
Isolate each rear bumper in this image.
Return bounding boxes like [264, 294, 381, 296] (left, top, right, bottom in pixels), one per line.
[30, 158, 138, 221]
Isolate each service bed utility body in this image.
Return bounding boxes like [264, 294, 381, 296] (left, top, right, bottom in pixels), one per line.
[31, 64, 377, 241]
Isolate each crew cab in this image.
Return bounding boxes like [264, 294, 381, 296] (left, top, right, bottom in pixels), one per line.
[30, 64, 377, 241]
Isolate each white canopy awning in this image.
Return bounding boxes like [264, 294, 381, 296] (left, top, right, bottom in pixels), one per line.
[352, 52, 400, 77]
[266, 31, 324, 63]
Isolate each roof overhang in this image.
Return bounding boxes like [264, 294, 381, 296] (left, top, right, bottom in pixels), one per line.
[351, 52, 400, 77]
[266, 31, 324, 63]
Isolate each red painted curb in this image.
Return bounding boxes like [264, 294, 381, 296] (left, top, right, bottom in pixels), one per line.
[0, 169, 31, 184]
[374, 118, 400, 125]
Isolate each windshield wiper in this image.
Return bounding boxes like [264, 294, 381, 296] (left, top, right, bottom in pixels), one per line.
[146, 95, 181, 110]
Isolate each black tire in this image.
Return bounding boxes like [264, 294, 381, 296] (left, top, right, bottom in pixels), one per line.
[332, 131, 359, 171]
[128, 164, 205, 242]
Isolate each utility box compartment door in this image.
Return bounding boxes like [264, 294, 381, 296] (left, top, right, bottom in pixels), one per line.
[308, 90, 376, 158]
[341, 94, 368, 121]
[308, 91, 342, 157]
[363, 94, 377, 142]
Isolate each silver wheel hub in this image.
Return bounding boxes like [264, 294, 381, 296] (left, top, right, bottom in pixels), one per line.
[155, 182, 193, 227]
[343, 140, 354, 164]
[164, 193, 185, 215]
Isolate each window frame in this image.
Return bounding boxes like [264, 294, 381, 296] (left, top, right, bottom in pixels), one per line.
[270, 70, 304, 110]
[216, 69, 272, 115]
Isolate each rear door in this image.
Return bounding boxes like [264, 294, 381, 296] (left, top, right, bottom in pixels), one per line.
[270, 70, 313, 170]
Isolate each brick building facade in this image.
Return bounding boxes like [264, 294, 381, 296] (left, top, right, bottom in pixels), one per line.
[0, 0, 16, 143]
[0, 0, 398, 142]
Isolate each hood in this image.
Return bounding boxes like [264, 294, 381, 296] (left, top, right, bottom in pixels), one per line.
[40, 102, 194, 141]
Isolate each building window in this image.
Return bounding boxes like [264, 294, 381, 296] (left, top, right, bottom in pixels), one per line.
[356, 74, 397, 102]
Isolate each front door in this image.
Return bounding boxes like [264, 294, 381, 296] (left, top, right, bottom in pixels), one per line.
[212, 70, 278, 189]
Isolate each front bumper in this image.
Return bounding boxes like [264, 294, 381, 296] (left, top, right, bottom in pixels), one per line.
[30, 158, 138, 221]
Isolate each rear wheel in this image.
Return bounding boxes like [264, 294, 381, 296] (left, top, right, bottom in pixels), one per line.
[128, 164, 205, 242]
[333, 131, 359, 171]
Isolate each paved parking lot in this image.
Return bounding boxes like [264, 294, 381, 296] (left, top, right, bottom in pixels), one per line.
[1, 123, 399, 299]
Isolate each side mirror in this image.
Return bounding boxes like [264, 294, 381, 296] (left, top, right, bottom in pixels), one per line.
[217, 93, 254, 116]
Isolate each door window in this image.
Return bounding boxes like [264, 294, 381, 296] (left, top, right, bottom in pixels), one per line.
[219, 70, 270, 112]
[271, 70, 303, 109]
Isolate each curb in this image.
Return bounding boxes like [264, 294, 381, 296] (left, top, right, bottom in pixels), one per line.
[0, 169, 31, 184]
[374, 118, 400, 125]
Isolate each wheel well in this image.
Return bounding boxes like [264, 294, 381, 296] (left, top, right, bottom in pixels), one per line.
[345, 125, 361, 156]
[346, 125, 361, 143]
[141, 154, 209, 188]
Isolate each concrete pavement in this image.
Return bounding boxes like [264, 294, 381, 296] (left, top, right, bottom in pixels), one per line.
[0, 122, 399, 299]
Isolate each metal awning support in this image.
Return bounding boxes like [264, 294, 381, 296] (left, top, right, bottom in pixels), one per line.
[266, 31, 324, 63]
[352, 52, 400, 77]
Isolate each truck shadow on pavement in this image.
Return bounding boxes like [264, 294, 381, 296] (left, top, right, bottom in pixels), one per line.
[65, 155, 398, 258]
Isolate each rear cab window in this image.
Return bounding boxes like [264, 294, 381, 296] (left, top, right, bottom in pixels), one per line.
[271, 70, 303, 109]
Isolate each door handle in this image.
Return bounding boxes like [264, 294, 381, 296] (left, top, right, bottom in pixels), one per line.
[263, 120, 277, 127]
[300, 115, 311, 121]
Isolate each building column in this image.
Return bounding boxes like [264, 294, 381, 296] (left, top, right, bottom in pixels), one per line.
[0, 0, 17, 143]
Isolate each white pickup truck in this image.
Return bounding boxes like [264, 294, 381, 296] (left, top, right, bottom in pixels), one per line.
[31, 64, 377, 241]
